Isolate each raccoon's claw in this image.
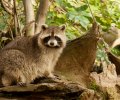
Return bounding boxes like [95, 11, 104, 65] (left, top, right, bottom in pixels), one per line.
[17, 82, 27, 87]
[55, 75, 61, 80]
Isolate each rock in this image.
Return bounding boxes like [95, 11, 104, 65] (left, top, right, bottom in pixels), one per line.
[0, 78, 106, 100]
[79, 89, 102, 100]
[90, 62, 120, 99]
[0, 78, 86, 100]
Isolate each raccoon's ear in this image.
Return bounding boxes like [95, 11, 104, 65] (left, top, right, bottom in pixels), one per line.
[59, 25, 66, 31]
[41, 24, 48, 31]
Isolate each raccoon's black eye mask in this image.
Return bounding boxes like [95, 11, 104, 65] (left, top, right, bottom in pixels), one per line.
[43, 36, 63, 48]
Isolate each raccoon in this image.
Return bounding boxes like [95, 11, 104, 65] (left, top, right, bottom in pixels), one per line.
[0, 24, 66, 86]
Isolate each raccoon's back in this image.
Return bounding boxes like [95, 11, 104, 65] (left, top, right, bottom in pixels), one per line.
[2, 37, 31, 51]
[0, 34, 42, 64]
[0, 36, 36, 68]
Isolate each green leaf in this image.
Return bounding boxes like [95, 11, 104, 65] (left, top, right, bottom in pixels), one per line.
[76, 5, 88, 11]
[79, 16, 90, 30]
[1, 37, 8, 42]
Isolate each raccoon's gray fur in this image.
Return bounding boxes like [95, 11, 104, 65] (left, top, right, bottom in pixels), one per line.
[0, 25, 66, 86]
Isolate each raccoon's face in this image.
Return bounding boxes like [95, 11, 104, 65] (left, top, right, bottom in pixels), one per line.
[38, 25, 66, 49]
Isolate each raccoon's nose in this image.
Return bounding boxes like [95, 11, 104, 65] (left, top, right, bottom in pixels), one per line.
[50, 42, 54, 46]
[48, 40, 57, 47]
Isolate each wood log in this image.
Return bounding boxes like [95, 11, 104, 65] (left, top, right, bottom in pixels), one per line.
[55, 22, 99, 87]
[107, 52, 120, 75]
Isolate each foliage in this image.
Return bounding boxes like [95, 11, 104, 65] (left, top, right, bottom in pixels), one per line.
[89, 0, 120, 30]
[0, 0, 120, 46]
[89, 81, 100, 91]
[47, 0, 92, 39]
[97, 44, 110, 64]
[46, 0, 120, 39]
[0, 0, 120, 38]
[89, 81, 108, 99]
[0, 3, 10, 32]
[111, 46, 120, 56]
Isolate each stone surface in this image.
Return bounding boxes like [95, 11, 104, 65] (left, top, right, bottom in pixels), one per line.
[0, 78, 86, 99]
[0, 78, 105, 100]
[90, 62, 120, 100]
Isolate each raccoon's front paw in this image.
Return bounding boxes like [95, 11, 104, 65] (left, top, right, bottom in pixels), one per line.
[44, 71, 60, 80]
[48, 73, 56, 78]
[48, 74, 61, 80]
[17, 82, 27, 87]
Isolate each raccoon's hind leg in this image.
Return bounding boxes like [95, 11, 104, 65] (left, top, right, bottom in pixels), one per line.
[2, 70, 26, 86]
[2, 74, 13, 86]
[1, 50, 27, 86]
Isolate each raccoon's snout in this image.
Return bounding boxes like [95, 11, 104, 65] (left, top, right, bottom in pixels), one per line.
[50, 42, 54, 46]
[48, 40, 58, 47]
[43, 36, 62, 48]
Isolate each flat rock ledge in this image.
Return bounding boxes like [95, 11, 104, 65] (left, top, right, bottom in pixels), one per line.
[0, 78, 102, 100]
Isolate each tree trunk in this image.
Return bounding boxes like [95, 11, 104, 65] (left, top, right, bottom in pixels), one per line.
[13, 0, 21, 36]
[1, 0, 14, 15]
[55, 22, 99, 87]
[35, 0, 50, 34]
[23, 0, 35, 36]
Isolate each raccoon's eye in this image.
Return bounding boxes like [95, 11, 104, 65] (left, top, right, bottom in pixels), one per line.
[43, 36, 51, 43]
[55, 36, 62, 43]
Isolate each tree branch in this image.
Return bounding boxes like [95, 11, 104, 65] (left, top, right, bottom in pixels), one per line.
[1, 0, 13, 15]
[35, 0, 50, 34]
[13, 0, 20, 36]
[23, 0, 35, 36]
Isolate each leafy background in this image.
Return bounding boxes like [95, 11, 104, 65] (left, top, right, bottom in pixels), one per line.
[0, 0, 120, 39]
[46, 0, 120, 40]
